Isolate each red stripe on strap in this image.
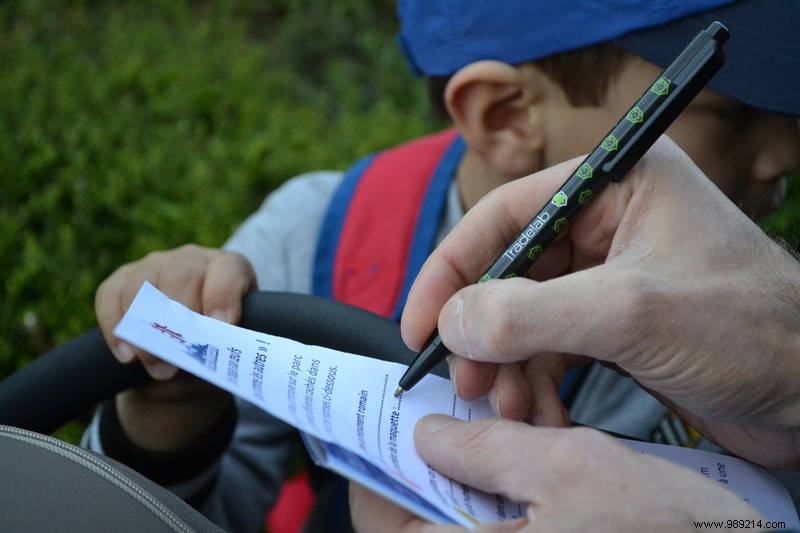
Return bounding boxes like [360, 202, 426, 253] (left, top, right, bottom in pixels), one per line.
[332, 129, 458, 317]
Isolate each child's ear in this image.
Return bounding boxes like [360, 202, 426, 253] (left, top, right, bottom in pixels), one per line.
[445, 60, 546, 177]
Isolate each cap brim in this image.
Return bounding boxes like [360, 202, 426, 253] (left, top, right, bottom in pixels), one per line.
[615, 0, 800, 116]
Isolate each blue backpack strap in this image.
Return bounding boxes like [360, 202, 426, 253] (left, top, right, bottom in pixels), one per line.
[313, 130, 464, 320]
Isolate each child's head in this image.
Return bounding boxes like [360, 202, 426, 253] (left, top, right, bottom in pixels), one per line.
[398, 0, 800, 219]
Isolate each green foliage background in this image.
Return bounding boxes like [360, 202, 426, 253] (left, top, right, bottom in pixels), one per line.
[2, 0, 799, 390]
[0, 0, 440, 383]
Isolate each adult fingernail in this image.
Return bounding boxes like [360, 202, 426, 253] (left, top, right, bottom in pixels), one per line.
[489, 390, 505, 418]
[417, 414, 457, 434]
[447, 356, 460, 397]
[439, 295, 472, 358]
[115, 342, 135, 363]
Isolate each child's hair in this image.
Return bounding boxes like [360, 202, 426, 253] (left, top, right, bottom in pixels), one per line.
[426, 42, 631, 122]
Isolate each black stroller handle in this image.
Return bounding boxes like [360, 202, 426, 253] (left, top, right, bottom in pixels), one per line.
[0, 291, 448, 434]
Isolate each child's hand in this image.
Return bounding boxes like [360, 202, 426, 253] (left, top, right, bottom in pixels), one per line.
[94, 244, 256, 451]
[95, 244, 256, 378]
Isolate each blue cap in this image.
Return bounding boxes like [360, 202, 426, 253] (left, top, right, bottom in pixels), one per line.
[398, 0, 800, 116]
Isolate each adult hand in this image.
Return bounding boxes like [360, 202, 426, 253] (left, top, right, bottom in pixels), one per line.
[95, 244, 256, 450]
[350, 415, 763, 532]
[401, 138, 800, 468]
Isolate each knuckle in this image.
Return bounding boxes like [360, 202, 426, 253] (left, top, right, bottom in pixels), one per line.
[457, 419, 537, 490]
[159, 261, 204, 289]
[455, 418, 509, 460]
[212, 249, 250, 271]
[146, 244, 208, 264]
[174, 243, 206, 255]
[142, 248, 168, 263]
[546, 427, 621, 480]
[468, 283, 526, 358]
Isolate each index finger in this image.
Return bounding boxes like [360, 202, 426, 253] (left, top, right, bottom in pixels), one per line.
[200, 250, 258, 324]
[400, 152, 611, 351]
[95, 258, 164, 362]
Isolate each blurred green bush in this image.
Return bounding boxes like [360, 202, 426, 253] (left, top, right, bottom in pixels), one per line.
[0, 0, 439, 381]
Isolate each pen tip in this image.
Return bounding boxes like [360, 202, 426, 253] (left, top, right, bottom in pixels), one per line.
[393, 386, 404, 397]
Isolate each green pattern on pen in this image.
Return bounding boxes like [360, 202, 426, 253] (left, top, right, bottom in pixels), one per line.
[552, 191, 568, 207]
[601, 135, 619, 151]
[527, 245, 544, 261]
[553, 218, 569, 233]
[626, 106, 644, 124]
[651, 78, 670, 96]
[576, 163, 593, 179]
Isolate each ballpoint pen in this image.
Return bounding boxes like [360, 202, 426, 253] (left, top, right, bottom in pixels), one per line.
[395, 21, 729, 396]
